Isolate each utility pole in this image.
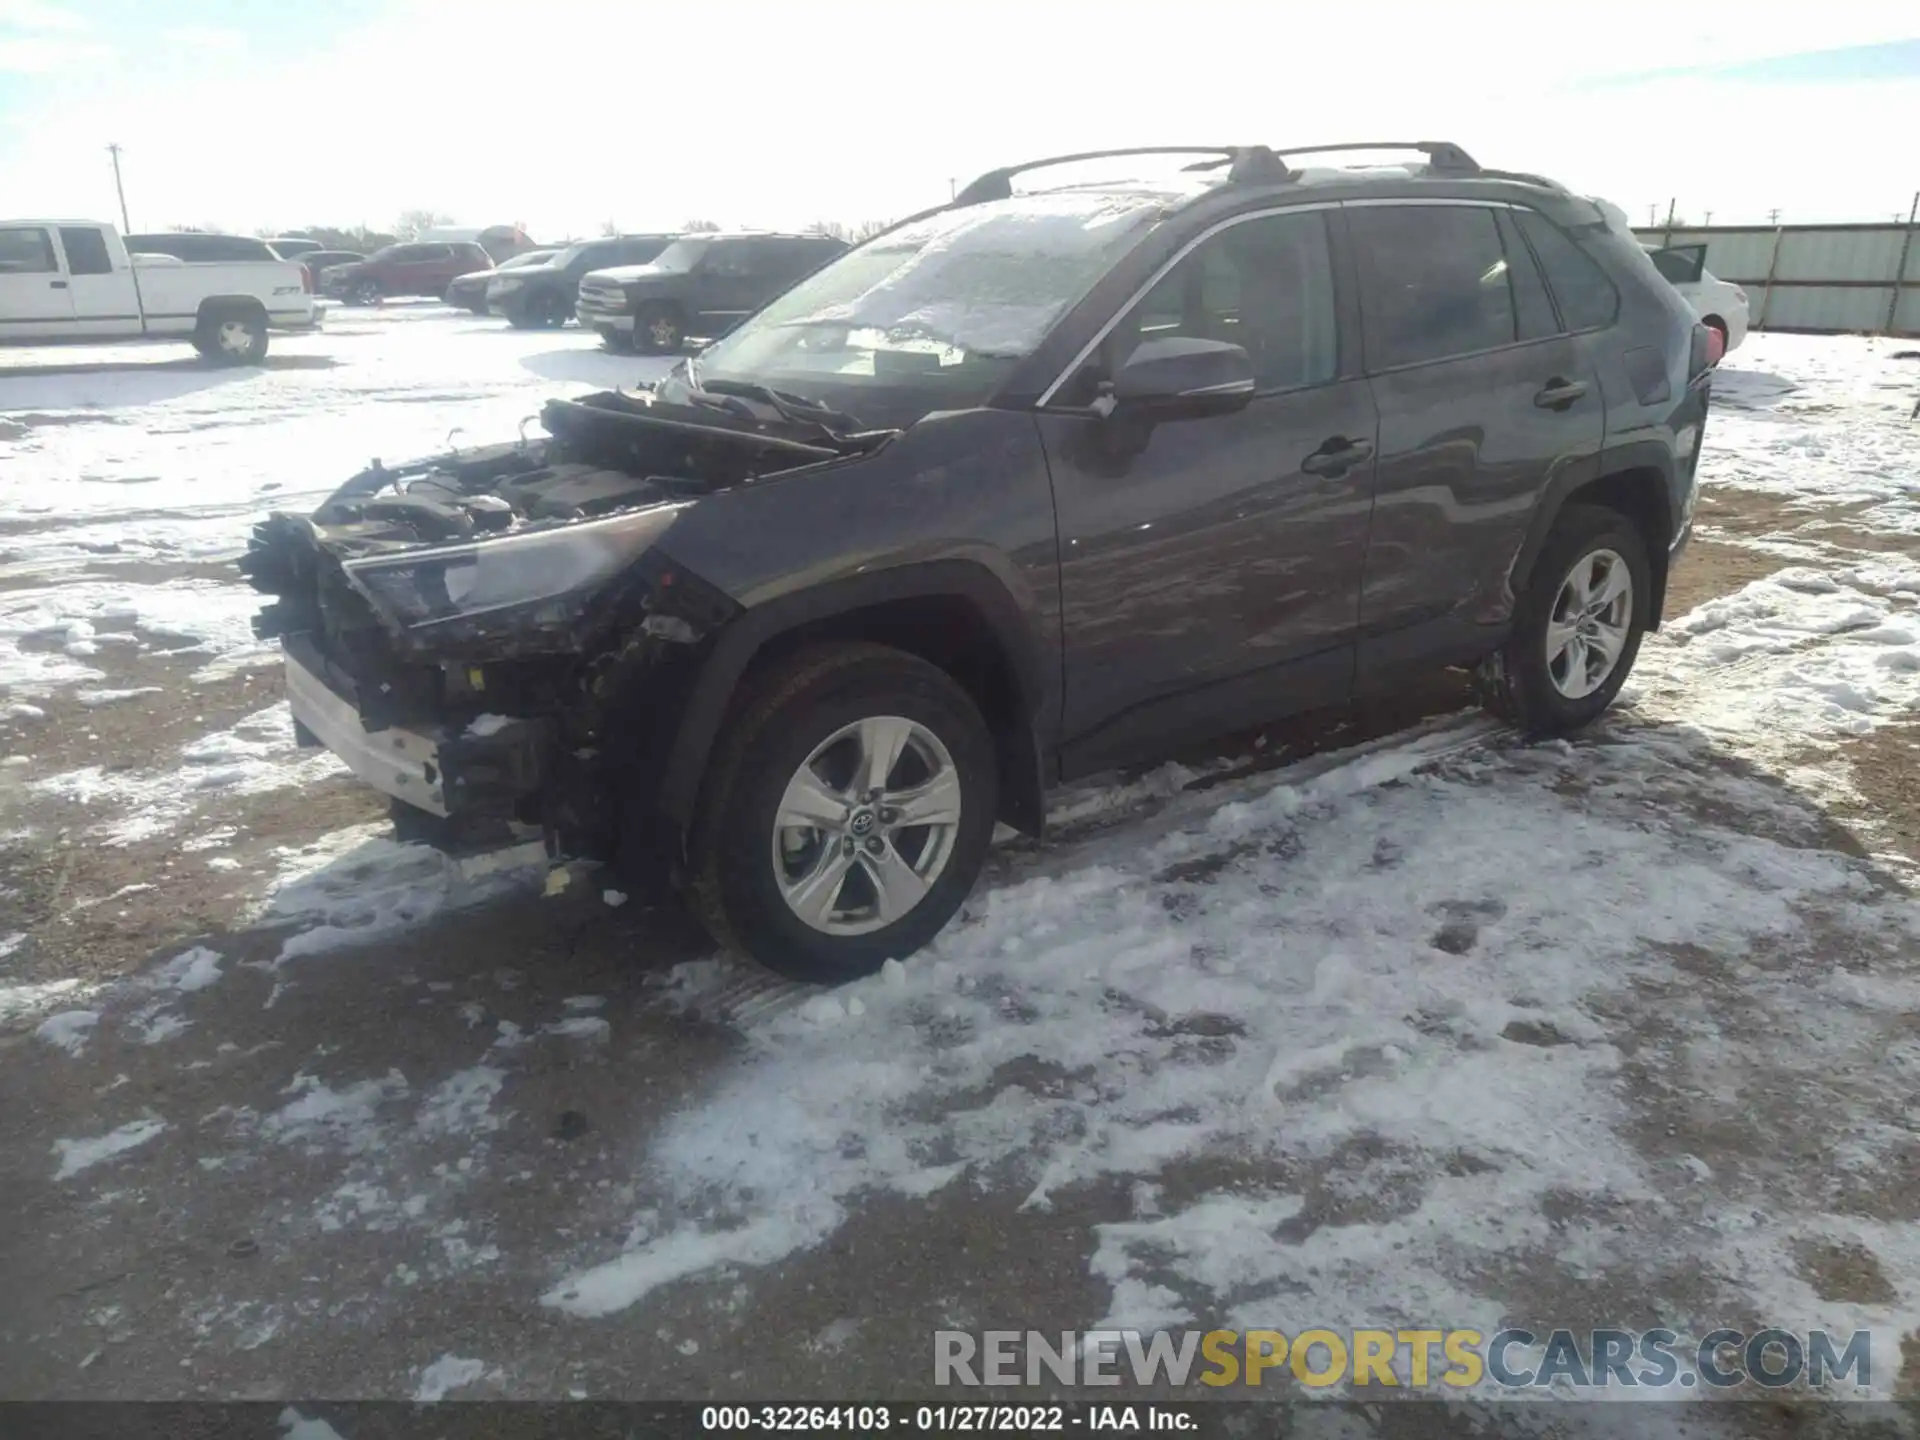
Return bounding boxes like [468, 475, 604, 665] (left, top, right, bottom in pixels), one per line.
[106, 143, 131, 232]
[1767, 207, 1782, 225]
[949, 177, 957, 200]
[1661, 197, 1677, 247]
[1647, 203, 1657, 227]
[1702, 210, 1713, 227]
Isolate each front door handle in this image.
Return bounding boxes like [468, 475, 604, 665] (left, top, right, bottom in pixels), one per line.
[1534, 378, 1589, 410]
[50, 279, 68, 289]
[1301, 437, 1374, 476]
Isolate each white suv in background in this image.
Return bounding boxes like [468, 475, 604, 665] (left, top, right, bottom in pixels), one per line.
[1646, 242, 1749, 359]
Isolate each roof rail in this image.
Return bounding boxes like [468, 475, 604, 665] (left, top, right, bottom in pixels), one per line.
[1275, 140, 1480, 172]
[952, 146, 1292, 206]
[1184, 140, 1480, 177]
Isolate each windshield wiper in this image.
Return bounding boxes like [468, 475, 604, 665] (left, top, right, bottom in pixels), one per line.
[678, 360, 890, 446]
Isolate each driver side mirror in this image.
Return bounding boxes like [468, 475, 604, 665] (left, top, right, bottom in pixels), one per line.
[1109, 336, 1255, 420]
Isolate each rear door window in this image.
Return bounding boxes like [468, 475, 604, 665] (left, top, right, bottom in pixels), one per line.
[1348, 204, 1517, 369]
[1647, 244, 1707, 286]
[1515, 210, 1622, 330]
[1493, 209, 1560, 341]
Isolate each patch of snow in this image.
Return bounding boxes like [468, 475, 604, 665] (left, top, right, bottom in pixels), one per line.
[263, 1071, 410, 1154]
[53, 1118, 167, 1180]
[412, 1353, 489, 1401]
[416, 1065, 506, 1137]
[542, 720, 1912, 1338]
[466, 713, 514, 738]
[542, 1015, 610, 1044]
[0, 977, 94, 1021]
[156, 945, 223, 993]
[75, 686, 163, 707]
[278, 1408, 347, 1440]
[35, 1009, 100, 1056]
[259, 827, 543, 963]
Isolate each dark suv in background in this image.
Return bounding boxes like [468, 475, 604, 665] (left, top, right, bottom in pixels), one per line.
[575, 231, 848, 352]
[245, 141, 1712, 984]
[322, 241, 494, 305]
[486, 234, 680, 329]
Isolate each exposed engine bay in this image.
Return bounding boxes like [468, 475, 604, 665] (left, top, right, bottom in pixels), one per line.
[275, 388, 850, 560]
[236, 385, 869, 861]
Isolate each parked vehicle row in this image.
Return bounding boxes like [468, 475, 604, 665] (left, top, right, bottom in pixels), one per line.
[446, 248, 556, 314]
[242, 140, 1715, 983]
[321, 241, 497, 305]
[574, 231, 849, 353]
[0, 219, 320, 361]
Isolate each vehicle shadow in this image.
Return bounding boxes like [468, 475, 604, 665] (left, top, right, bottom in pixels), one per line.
[518, 347, 677, 388]
[1711, 364, 1797, 411]
[0, 354, 337, 381]
[0, 354, 340, 416]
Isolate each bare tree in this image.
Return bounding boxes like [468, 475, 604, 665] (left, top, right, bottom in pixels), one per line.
[393, 208, 455, 240]
[599, 219, 621, 238]
[852, 218, 892, 240]
[681, 218, 721, 233]
[806, 220, 851, 242]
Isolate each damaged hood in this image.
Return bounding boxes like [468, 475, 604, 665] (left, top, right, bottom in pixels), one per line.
[240, 388, 847, 656]
[299, 390, 848, 557]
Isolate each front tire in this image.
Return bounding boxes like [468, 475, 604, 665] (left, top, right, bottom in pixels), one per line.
[348, 280, 382, 306]
[1477, 503, 1651, 736]
[688, 643, 998, 983]
[633, 302, 685, 355]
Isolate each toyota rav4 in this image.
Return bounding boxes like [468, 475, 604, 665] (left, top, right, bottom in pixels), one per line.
[242, 141, 1714, 983]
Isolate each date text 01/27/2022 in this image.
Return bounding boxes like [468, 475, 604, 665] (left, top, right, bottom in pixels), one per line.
[699, 1404, 1195, 1432]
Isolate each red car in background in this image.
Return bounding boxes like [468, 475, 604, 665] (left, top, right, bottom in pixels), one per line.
[321, 240, 494, 305]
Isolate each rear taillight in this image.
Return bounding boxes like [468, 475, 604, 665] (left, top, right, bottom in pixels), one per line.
[1688, 323, 1716, 382]
[300, 264, 313, 293]
[1705, 325, 1727, 367]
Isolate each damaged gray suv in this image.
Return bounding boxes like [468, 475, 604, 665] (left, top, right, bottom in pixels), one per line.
[243, 142, 1714, 982]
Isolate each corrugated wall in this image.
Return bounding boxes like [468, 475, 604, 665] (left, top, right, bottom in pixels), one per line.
[1630, 222, 1920, 336]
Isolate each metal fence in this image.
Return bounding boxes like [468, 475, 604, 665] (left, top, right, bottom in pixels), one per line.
[1629, 219, 1920, 337]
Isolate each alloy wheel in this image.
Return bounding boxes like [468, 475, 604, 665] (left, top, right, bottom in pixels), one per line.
[770, 715, 962, 936]
[1546, 548, 1633, 700]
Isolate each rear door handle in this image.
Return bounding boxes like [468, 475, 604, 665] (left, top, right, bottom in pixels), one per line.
[1534, 378, 1589, 410]
[50, 280, 68, 289]
[1301, 437, 1374, 476]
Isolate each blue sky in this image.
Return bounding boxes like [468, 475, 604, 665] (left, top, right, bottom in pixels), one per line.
[2, 1, 1916, 238]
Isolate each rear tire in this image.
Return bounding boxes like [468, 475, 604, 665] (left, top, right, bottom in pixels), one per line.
[1477, 503, 1652, 737]
[688, 643, 998, 984]
[349, 279, 382, 307]
[194, 308, 269, 366]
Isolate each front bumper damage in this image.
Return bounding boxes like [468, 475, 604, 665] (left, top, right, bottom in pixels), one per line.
[240, 393, 835, 860]
[283, 633, 547, 818]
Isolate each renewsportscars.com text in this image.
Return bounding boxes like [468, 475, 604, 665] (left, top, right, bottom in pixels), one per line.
[933, 1327, 1874, 1392]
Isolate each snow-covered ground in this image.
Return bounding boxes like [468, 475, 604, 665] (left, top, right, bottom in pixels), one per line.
[3, 318, 1920, 1408]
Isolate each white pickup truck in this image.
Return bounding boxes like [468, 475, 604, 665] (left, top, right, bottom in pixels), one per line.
[0, 220, 322, 364]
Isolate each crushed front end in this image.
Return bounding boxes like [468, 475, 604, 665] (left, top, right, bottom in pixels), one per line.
[240, 389, 838, 862]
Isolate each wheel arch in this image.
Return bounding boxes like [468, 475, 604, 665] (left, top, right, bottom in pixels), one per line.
[657, 559, 1052, 839]
[193, 293, 268, 327]
[1510, 449, 1678, 630]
